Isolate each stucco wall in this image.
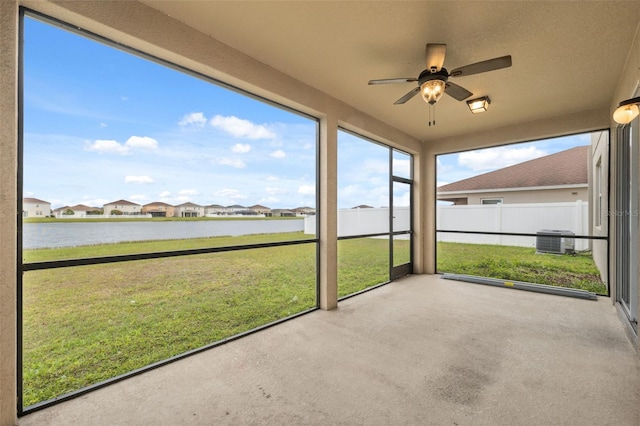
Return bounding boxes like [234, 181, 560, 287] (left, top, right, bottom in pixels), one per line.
[591, 131, 609, 283]
[441, 187, 588, 205]
[0, 1, 18, 423]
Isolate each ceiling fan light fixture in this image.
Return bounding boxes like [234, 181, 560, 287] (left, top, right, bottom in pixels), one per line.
[467, 96, 491, 113]
[613, 96, 640, 124]
[420, 79, 446, 105]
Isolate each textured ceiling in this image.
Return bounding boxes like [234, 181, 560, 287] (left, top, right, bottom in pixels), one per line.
[141, 1, 640, 142]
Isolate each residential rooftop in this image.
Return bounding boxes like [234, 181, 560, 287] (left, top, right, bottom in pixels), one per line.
[438, 146, 589, 193]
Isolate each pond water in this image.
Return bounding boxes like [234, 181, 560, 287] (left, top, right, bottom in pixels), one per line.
[23, 220, 305, 249]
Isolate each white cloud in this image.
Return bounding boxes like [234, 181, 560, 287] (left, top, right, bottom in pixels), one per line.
[392, 159, 411, 177]
[85, 139, 130, 155]
[80, 197, 109, 207]
[259, 196, 280, 204]
[86, 136, 159, 155]
[362, 158, 388, 175]
[231, 143, 251, 154]
[178, 112, 207, 128]
[216, 158, 247, 169]
[213, 188, 248, 200]
[126, 136, 158, 150]
[266, 176, 280, 182]
[210, 115, 276, 139]
[179, 189, 200, 196]
[129, 194, 148, 201]
[339, 184, 361, 198]
[298, 185, 315, 195]
[270, 150, 286, 159]
[458, 146, 547, 172]
[99, 123, 107, 128]
[266, 187, 287, 195]
[125, 175, 154, 184]
[159, 191, 171, 197]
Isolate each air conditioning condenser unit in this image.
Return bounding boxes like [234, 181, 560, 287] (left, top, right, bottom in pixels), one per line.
[536, 229, 575, 254]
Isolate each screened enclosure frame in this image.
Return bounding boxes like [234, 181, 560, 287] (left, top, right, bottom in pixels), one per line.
[435, 130, 611, 297]
[17, 8, 321, 415]
[337, 128, 414, 300]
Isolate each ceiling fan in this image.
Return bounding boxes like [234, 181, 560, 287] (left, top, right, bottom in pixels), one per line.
[368, 43, 512, 110]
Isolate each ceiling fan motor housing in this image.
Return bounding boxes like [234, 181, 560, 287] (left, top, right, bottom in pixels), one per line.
[418, 68, 449, 85]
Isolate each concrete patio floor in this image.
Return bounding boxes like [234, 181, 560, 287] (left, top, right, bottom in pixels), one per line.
[20, 275, 640, 425]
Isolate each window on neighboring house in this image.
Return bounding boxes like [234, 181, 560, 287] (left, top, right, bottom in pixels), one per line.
[481, 198, 503, 205]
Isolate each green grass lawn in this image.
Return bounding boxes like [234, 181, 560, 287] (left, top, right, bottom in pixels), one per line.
[437, 242, 606, 294]
[22, 236, 604, 407]
[22, 233, 402, 407]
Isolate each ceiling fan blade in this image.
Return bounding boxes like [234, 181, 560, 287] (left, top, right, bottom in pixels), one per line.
[426, 43, 447, 72]
[368, 78, 418, 85]
[394, 87, 421, 104]
[449, 55, 512, 77]
[445, 82, 473, 101]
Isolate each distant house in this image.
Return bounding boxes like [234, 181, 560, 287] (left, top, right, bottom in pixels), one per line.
[103, 199, 142, 216]
[205, 204, 226, 216]
[22, 198, 51, 218]
[293, 206, 316, 216]
[174, 202, 204, 217]
[53, 204, 101, 218]
[352, 205, 373, 209]
[142, 202, 175, 218]
[437, 146, 589, 205]
[226, 204, 247, 214]
[271, 209, 296, 217]
[248, 204, 271, 215]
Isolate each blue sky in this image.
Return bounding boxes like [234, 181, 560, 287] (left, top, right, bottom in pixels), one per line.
[23, 15, 593, 212]
[437, 133, 592, 188]
[23, 16, 317, 210]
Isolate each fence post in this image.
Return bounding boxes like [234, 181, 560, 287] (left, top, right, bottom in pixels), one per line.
[496, 203, 503, 245]
[575, 200, 583, 250]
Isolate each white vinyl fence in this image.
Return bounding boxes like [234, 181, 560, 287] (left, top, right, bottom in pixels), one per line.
[438, 201, 589, 250]
[304, 206, 410, 238]
[305, 201, 590, 250]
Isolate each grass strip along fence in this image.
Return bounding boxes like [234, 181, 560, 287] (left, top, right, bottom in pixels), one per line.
[22, 236, 602, 406]
[437, 242, 606, 294]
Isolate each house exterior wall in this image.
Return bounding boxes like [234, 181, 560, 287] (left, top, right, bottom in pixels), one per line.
[104, 202, 142, 216]
[591, 131, 609, 283]
[22, 200, 51, 218]
[440, 186, 588, 205]
[175, 204, 204, 217]
[205, 205, 226, 215]
[142, 203, 175, 217]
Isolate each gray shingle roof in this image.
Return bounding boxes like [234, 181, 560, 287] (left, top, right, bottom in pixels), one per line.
[438, 146, 589, 193]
